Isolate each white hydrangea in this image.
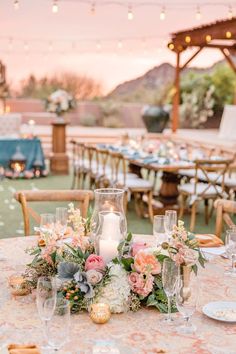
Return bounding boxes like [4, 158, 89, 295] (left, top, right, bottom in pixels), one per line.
[95, 263, 131, 313]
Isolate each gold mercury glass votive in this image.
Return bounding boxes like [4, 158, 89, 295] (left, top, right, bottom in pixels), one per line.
[90, 303, 111, 324]
[8, 275, 30, 296]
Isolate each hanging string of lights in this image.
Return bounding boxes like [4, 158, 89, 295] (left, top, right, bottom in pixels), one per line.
[12, 0, 236, 20]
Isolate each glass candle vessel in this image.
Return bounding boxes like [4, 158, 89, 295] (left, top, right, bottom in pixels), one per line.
[91, 188, 127, 240]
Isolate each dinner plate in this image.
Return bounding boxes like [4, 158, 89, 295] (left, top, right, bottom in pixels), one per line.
[202, 301, 236, 322]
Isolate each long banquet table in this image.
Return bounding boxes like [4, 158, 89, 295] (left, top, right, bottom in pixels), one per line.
[0, 236, 236, 354]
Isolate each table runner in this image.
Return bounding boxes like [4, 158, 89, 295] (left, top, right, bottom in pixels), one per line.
[0, 236, 235, 354]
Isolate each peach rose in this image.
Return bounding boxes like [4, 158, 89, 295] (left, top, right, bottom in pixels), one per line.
[85, 254, 105, 272]
[128, 272, 154, 297]
[134, 251, 161, 275]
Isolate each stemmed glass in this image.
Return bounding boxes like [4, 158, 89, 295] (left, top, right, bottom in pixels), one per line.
[46, 297, 71, 351]
[40, 214, 55, 235]
[162, 258, 179, 323]
[36, 276, 57, 340]
[176, 274, 198, 334]
[153, 215, 167, 245]
[164, 210, 177, 241]
[225, 229, 236, 276]
[55, 207, 68, 238]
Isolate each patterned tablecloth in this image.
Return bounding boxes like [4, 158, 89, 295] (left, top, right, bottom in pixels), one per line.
[0, 236, 236, 354]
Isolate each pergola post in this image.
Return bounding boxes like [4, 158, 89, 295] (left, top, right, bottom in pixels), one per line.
[172, 51, 180, 133]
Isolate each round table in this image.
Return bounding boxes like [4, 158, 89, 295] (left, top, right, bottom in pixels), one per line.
[0, 236, 236, 354]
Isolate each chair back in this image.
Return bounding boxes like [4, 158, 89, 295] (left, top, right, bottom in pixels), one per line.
[214, 199, 236, 238]
[193, 158, 232, 197]
[110, 151, 127, 187]
[96, 148, 110, 176]
[14, 189, 94, 236]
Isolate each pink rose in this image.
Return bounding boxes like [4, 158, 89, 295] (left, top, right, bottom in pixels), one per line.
[86, 269, 103, 285]
[128, 272, 154, 297]
[131, 242, 148, 257]
[172, 246, 198, 266]
[134, 251, 161, 275]
[85, 254, 105, 272]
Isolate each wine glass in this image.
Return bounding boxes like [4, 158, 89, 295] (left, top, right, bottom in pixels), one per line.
[46, 297, 70, 351]
[162, 258, 179, 323]
[164, 210, 177, 241]
[55, 207, 68, 238]
[40, 214, 55, 235]
[176, 274, 198, 334]
[225, 229, 236, 276]
[36, 276, 57, 338]
[153, 215, 167, 245]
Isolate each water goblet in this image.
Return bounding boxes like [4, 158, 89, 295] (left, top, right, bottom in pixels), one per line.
[164, 210, 177, 241]
[153, 215, 167, 245]
[36, 276, 57, 339]
[225, 229, 236, 276]
[55, 207, 68, 238]
[40, 214, 55, 235]
[176, 274, 198, 334]
[46, 297, 70, 351]
[162, 258, 179, 323]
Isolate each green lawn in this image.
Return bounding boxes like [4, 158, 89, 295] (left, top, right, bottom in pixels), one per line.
[0, 173, 219, 239]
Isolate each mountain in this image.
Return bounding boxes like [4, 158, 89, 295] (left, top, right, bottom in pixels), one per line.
[107, 60, 226, 102]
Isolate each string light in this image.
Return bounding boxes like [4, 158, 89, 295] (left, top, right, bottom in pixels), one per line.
[96, 41, 101, 50]
[160, 6, 166, 20]
[127, 5, 133, 20]
[205, 35, 212, 43]
[226, 31, 232, 39]
[185, 36, 191, 43]
[168, 43, 174, 50]
[52, 0, 59, 14]
[90, 2, 96, 15]
[227, 5, 233, 19]
[14, 0, 19, 10]
[195, 6, 201, 20]
[117, 40, 123, 49]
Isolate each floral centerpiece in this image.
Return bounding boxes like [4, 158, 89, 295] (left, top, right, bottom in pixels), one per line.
[24, 205, 206, 314]
[45, 89, 76, 117]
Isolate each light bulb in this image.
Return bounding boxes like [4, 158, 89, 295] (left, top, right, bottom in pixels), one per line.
[128, 6, 133, 20]
[195, 6, 201, 20]
[52, 0, 58, 14]
[118, 40, 123, 49]
[90, 2, 95, 15]
[228, 5, 233, 19]
[206, 35, 212, 43]
[160, 6, 166, 20]
[96, 41, 101, 50]
[14, 0, 19, 10]
[226, 31, 232, 39]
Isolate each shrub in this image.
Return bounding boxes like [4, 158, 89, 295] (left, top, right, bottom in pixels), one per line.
[80, 114, 98, 127]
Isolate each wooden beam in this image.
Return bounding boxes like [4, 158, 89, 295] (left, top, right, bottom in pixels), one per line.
[181, 47, 203, 70]
[220, 48, 236, 73]
[172, 52, 181, 133]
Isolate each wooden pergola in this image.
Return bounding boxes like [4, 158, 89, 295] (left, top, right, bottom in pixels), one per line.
[168, 17, 236, 132]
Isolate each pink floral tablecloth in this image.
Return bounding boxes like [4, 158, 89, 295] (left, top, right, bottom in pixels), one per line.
[0, 236, 236, 354]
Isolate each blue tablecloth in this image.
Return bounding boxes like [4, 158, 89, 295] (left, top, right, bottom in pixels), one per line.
[0, 138, 46, 170]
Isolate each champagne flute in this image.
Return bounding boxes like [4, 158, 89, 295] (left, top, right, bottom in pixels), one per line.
[46, 297, 70, 351]
[162, 258, 179, 323]
[176, 274, 198, 334]
[164, 210, 177, 241]
[225, 229, 236, 276]
[153, 215, 167, 245]
[40, 214, 55, 235]
[55, 207, 68, 238]
[36, 276, 57, 339]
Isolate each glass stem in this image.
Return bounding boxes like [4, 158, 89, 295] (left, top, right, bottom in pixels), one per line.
[232, 254, 236, 273]
[167, 296, 171, 320]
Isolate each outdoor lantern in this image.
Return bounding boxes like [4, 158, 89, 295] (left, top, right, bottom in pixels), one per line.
[9, 146, 26, 174]
[33, 158, 43, 178]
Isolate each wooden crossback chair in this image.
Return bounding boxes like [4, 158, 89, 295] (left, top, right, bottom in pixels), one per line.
[71, 141, 87, 189]
[14, 190, 94, 236]
[179, 158, 232, 232]
[109, 151, 153, 222]
[214, 199, 236, 238]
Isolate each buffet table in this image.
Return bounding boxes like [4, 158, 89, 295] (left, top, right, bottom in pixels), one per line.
[0, 236, 236, 354]
[0, 138, 45, 170]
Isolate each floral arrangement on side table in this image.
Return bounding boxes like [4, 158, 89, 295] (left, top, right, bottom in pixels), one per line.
[46, 89, 76, 117]
[24, 204, 206, 315]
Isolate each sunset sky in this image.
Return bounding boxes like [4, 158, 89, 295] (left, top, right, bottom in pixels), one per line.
[1, 0, 234, 93]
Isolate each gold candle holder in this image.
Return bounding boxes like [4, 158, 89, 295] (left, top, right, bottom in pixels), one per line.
[90, 303, 111, 324]
[8, 275, 30, 296]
